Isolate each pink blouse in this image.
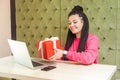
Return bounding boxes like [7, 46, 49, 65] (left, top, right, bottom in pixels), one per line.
[66, 34, 99, 64]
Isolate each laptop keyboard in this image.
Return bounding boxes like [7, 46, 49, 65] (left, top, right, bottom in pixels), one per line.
[32, 61, 43, 67]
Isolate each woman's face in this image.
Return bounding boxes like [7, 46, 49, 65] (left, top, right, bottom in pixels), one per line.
[68, 14, 83, 37]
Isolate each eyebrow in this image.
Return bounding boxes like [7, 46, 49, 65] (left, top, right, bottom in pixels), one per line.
[68, 19, 80, 22]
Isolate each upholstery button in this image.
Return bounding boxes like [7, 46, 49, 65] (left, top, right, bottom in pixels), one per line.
[49, 0, 52, 2]
[109, 27, 112, 30]
[44, 8, 47, 12]
[97, 27, 100, 30]
[54, 8, 57, 11]
[110, 7, 112, 9]
[98, 7, 100, 10]
[64, 26, 67, 29]
[103, 37, 106, 40]
[27, 42, 30, 46]
[22, 0, 25, 3]
[22, 17, 25, 20]
[40, 35, 43, 38]
[19, 25, 22, 28]
[35, 9, 38, 12]
[103, 17, 106, 20]
[108, 47, 112, 50]
[23, 34, 26, 37]
[39, 17, 43, 21]
[49, 17, 52, 21]
[30, 0, 33, 2]
[98, 47, 100, 50]
[44, 26, 47, 29]
[86, 7, 89, 10]
[39, 0, 42, 2]
[54, 26, 58, 29]
[32, 51, 34, 55]
[26, 8, 30, 12]
[35, 26, 38, 29]
[64, 8, 67, 11]
[92, 17, 94, 20]
[31, 34, 34, 38]
[18, 8, 21, 12]
[102, 57, 105, 60]
[27, 26, 30, 29]
[49, 35, 52, 38]
[30, 17, 34, 21]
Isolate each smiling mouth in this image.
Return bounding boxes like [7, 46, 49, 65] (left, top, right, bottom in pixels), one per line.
[70, 26, 78, 30]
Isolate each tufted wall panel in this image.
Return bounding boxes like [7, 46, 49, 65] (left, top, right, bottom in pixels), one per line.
[15, 0, 119, 80]
[116, 0, 120, 79]
[61, 0, 117, 65]
[16, 0, 61, 57]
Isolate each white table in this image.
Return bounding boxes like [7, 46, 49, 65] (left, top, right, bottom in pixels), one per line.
[0, 56, 117, 80]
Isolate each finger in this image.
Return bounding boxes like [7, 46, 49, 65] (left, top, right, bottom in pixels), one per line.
[50, 57, 56, 60]
[54, 48, 60, 51]
[49, 55, 56, 60]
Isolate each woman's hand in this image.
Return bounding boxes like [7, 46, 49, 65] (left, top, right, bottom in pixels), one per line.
[49, 48, 64, 60]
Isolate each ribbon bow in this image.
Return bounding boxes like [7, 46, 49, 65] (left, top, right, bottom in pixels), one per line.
[38, 37, 59, 58]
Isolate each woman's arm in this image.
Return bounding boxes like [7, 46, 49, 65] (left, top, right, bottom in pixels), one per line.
[66, 35, 99, 64]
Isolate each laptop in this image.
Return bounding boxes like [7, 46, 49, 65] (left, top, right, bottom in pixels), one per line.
[8, 39, 56, 70]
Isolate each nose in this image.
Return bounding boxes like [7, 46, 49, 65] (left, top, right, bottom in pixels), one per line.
[70, 22, 74, 27]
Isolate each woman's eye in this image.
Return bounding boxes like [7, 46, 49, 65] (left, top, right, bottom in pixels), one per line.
[68, 22, 71, 25]
[68, 21, 77, 25]
[73, 21, 77, 24]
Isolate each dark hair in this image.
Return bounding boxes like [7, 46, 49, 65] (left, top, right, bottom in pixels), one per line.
[65, 5, 89, 52]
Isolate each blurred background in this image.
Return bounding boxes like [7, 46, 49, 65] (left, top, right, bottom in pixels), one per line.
[0, 0, 120, 80]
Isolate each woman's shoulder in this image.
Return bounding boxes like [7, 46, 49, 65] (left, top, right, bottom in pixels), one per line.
[88, 33, 99, 40]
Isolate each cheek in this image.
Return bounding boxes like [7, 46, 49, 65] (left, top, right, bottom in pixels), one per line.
[77, 24, 83, 31]
[78, 26, 83, 31]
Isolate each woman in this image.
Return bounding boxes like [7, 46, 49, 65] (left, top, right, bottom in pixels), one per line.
[50, 5, 99, 65]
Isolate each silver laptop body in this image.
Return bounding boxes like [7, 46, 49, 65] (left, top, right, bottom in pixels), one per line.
[8, 39, 55, 69]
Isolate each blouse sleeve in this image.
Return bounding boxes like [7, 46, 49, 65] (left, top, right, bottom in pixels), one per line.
[66, 35, 99, 64]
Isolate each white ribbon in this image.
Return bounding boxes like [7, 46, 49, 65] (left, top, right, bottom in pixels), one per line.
[38, 37, 59, 58]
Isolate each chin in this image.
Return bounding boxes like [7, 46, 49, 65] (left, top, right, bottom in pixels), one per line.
[72, 32, 76, 34]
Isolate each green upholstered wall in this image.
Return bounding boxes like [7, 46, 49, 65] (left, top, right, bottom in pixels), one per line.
[15, 0, 120, 80]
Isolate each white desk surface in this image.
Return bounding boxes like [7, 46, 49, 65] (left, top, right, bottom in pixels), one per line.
[0, 56, 117, 80]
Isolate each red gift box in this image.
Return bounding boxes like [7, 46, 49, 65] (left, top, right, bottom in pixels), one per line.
[42, 40, 60, 59]
[37, 37, 60, 59]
